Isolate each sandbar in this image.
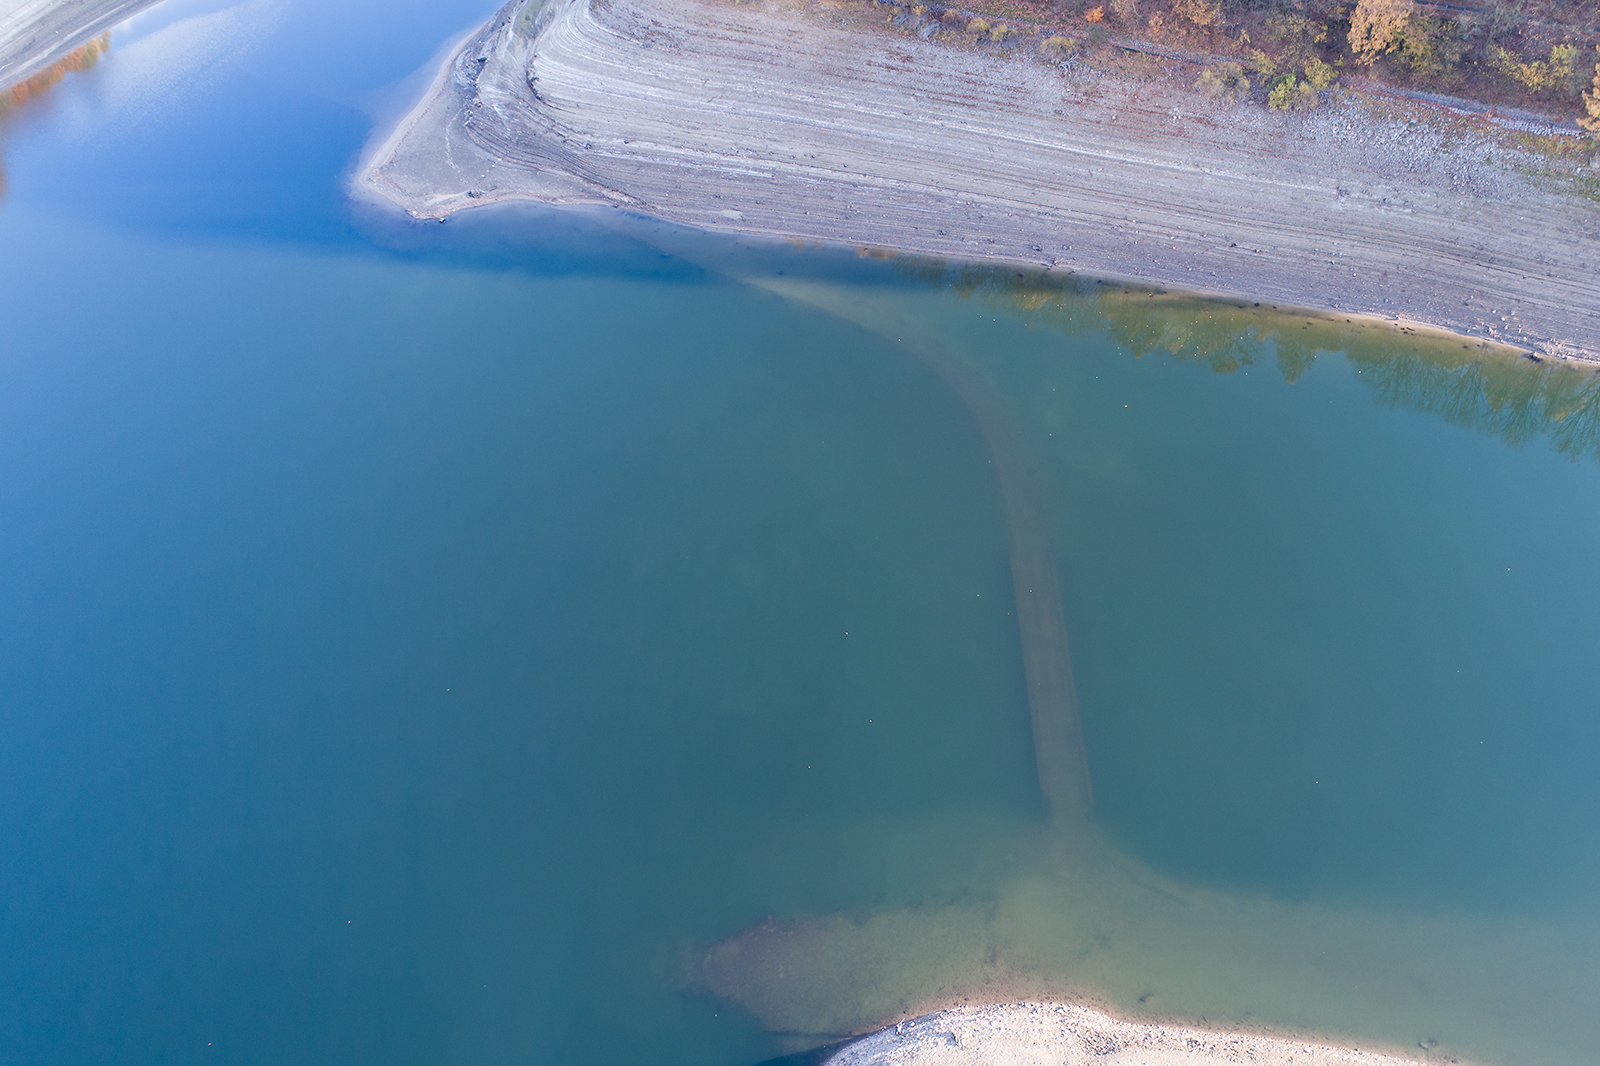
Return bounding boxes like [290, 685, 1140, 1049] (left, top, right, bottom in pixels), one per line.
[828, 1002, 1472, 1066]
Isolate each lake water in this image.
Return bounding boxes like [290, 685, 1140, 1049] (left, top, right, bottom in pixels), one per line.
[2, 3, 1598, 1065]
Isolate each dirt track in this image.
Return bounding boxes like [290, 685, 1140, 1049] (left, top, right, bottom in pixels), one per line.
[362, 0, 1600, 358]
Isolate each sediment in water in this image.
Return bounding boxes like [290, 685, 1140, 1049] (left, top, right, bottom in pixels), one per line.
[754, 277, 1094, 830]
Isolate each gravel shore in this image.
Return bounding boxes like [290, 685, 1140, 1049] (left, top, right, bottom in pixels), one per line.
[829, 1003, 1466, 1066]
[361, 0, 1600, 360]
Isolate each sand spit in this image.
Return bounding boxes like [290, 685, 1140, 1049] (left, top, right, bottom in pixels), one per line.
[828, 1003, 1467, 1066]
[0, 0, 164, 89]
[362, 0, 1600, 359]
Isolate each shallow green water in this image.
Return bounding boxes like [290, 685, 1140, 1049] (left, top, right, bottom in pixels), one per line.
[2, 3, 1599, 1064]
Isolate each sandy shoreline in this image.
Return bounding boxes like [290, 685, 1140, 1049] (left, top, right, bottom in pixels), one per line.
[361, 0, 1600, 362]
[826, 1002, 1471, 1066]
[0, 0, 164, 89]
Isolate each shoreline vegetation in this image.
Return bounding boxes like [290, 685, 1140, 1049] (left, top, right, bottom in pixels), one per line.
[902, 0, 1600, 128]
[361, 0, 1600, 361]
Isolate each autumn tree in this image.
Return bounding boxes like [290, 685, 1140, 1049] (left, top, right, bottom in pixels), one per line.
[1171, 0, 1223, 29]
[1349, 0, 1414, 65]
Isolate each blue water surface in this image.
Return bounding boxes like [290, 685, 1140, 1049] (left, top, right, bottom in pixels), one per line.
[2, 3, 1599, 1065]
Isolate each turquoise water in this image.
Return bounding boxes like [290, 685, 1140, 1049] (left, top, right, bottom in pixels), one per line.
[2, 3, 1599, 1064]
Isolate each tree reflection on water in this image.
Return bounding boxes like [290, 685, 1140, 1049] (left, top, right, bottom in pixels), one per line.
[901, 258, 1600, 464]
[0, 33, 113, 201]
[1352, 341, 1600, 461]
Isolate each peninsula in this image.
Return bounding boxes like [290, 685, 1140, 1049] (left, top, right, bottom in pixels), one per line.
[362, 0, 1600, 359]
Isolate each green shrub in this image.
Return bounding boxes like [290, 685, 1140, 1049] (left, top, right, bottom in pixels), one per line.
[1490, 42, 1579, 93]
[1475, 0, 1525, 42]
[1303, 56, 1338, 89]
[1265, 13, 1329, 69]
[1268, 75, 1320, 110]
[1395, 14, 1466, 79]
[1197, 62, 1250, 102]
[1041, 35, 1078, 58]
